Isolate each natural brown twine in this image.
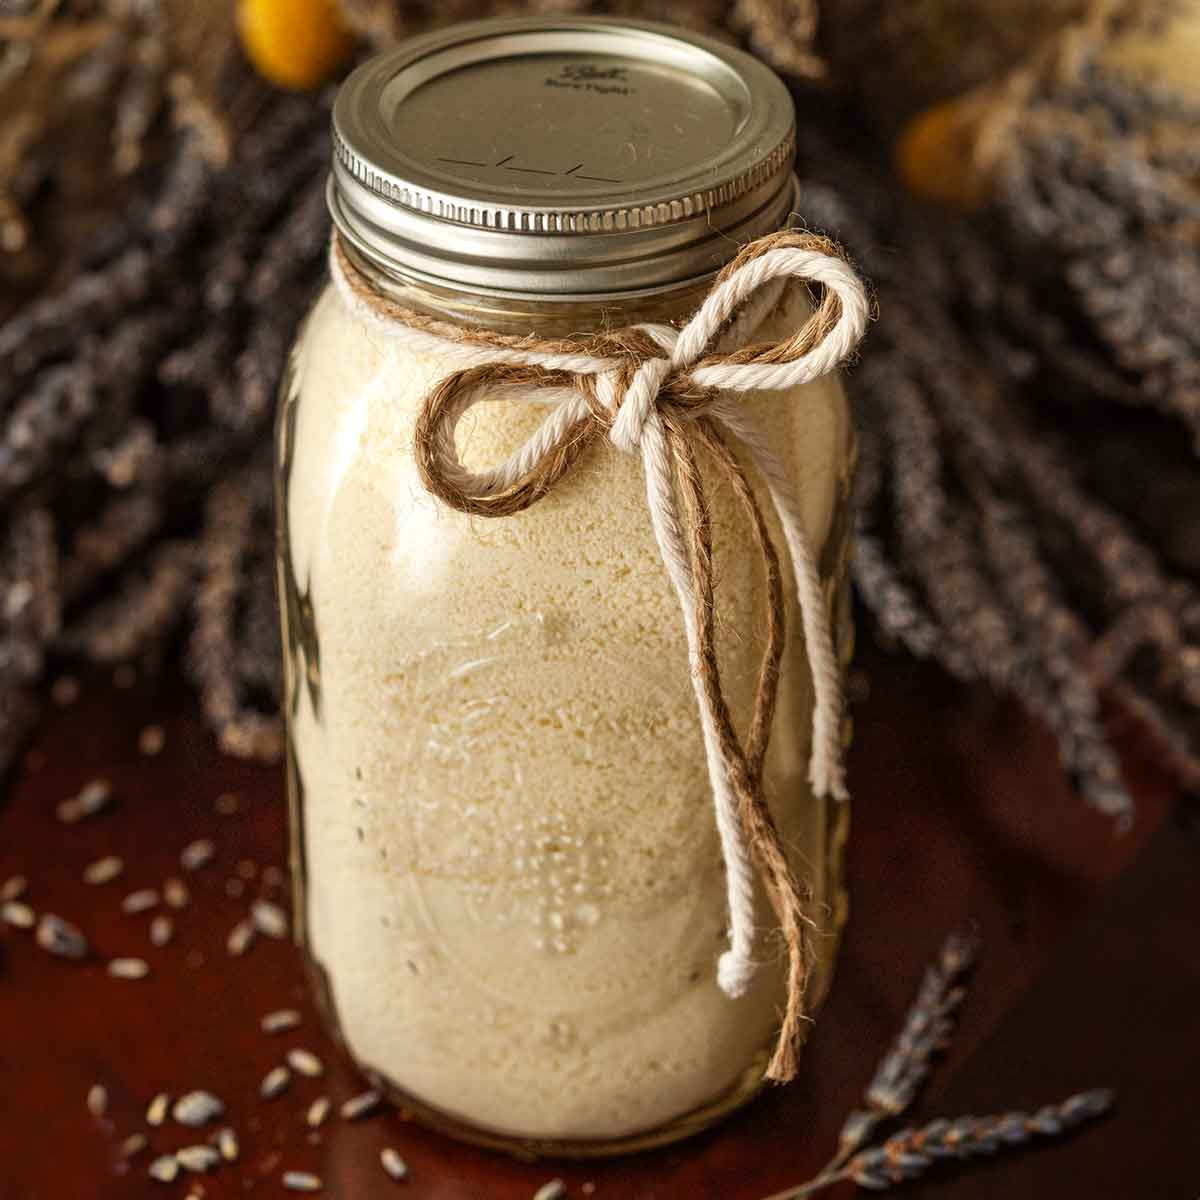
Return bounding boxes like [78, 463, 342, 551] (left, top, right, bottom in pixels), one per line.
[333, 228, 855, 1082]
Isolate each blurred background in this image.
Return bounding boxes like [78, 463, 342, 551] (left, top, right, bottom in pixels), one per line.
[2, 0, 1198, 821]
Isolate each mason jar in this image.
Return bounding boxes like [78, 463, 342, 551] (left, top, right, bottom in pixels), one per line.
[276, 15, 856, 1157]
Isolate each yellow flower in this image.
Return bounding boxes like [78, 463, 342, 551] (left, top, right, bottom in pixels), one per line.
[237, 0, 356, 91]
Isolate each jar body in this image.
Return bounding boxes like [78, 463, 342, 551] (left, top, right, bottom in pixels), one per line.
[276, 274, 855, 1154]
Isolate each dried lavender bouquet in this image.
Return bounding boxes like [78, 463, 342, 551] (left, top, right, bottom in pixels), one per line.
[787, 54, 1200, 817]
[0, 0, 247, 306]
[0, 88, 332, 774]
[760, 933, 1113, 1198]
[740, 4, 1200, 815]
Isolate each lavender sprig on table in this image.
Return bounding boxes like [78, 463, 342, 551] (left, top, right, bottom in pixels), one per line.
[863, 929, 978, 1117]
[835, 930, 979, 1165]
[844, 1091, 1115, 1189]
[760, 932, 1113, 1199]
[773, 1091, 1114, 1198]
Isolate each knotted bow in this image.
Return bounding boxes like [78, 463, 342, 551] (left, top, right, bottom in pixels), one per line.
[330, 229, 870, 1080]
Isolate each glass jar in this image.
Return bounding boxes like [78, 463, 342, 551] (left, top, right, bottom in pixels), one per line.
[276, 16, 856, 1157]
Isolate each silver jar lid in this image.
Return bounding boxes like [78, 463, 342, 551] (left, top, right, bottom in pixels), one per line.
[329, 16, 797, 298]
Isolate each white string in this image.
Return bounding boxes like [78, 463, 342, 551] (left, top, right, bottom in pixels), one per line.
[633, 408, 760, 996]
[329, 239, 868, 997]
[710, 398, 849, 801]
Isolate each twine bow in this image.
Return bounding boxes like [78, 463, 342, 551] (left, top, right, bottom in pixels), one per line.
[331, 229, 870, 1080]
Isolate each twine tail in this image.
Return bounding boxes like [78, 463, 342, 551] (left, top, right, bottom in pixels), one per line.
[670, 418, 815, 1083]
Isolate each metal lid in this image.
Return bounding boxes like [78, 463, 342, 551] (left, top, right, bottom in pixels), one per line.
[329, 16, 797, 298]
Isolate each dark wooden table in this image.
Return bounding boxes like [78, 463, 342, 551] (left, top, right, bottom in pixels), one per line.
[0, 640, 1189, 1199]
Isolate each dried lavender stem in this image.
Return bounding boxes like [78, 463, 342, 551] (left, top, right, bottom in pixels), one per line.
[762, 1090, 1114, 1199]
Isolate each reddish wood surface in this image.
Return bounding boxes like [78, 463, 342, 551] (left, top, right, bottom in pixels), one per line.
[0, 641, 1182, 1199]
[913, 808, 1200, 1199]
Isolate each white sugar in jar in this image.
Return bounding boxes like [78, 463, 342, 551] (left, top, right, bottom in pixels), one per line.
[277, 16, 856, 1156]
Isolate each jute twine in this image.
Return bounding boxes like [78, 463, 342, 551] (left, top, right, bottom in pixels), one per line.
[330, 228, 870, 1081]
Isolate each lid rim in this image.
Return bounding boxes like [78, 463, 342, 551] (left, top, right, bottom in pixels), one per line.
[329, 175, 802, 301]
[329, 15, 798, 295]
[331, 125, 796, 234]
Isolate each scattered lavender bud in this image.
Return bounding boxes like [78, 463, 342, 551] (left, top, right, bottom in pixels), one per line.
[227, 919, 255, 956]
[260, 1065, 291, 1099]
[261, 1009, 301, 1035]
[340, 1090, 381, 1121]
[176, 1145, 220, 1173]
[146, 1092, 169, 1126]
[139, 724, 166, 755]
[149, 1155, 179, 1183]
[108, 957, 150, 979]
[215, 792, 240, 815]
[282, 1170, 323, 1191]
[121, 888, 158, 915]
[121, 1133, 148, 1158]
[36, 913, 88, 958]
[173, 1090, 224, 1127]
[1, 875, 27, 902]
[83, 856, 124, 885]
[251, 898, 288, 939]
[380, 1147, 408, 1181]
[59, 779, 112, 823]
[2, 900, 35, 929]
[180, 838, 215, 871]
[286, 1048, 323, 1078]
